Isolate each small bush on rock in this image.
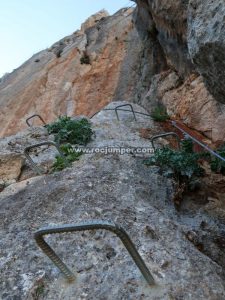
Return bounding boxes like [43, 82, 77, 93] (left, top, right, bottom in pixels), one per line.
[45, 116, 93, 172]
[80, 53, 90, 65]
[151, 106, 169, 122]
[145, 139, 205, 186]
[51, 144, 82, 172]
[45, 116, 93, 145]
[80, 56, 90, 65]
[210, 144, 225, 174]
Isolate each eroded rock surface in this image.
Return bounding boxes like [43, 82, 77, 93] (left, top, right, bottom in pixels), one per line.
[134, 0, 194, 77]
[133, 0, 225, 144]
[0, 153, 24, 186]
[0, 102, 224, 299]
[0, 126, 57, 183]
[0, 8, 146, 138]
[2, 1, 225, 146]
[188, 0, 225, 104]
[143, 71, 225, 144]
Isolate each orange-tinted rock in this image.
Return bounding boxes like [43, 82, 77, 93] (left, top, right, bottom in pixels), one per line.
[0, 9, 135, 137]
[144, 71, 225, 144]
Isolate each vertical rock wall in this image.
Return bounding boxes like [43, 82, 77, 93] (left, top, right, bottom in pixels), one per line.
[133, 0, 225, 144]
[0, 8, 144, 137]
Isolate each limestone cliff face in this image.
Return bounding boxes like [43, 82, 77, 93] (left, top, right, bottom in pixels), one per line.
[134, 0, 194, 78]
[134, 0, 225, 144]
[0, 8, 144, 137]
[1, 102, 225, 299]
[150, 72, 225, 144]
[1, 2, 225, 144]
[188, 0, 225, 104]
[1, 5, 225, 297]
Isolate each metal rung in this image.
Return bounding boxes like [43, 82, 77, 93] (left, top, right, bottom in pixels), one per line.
[90, 105, 152, 120]
[115, 104, 137, 121]
[34, 220, 155, 286]
[24, 141, 64, 175]
[150, 132, 181, 151]
[104, 108, 152, 119]
[26, 114, 46, 127]
[90, 110, 101, 119]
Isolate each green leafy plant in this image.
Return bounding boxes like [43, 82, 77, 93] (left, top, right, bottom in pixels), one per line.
[45, 116, 92, 172]
[144, 140, 206, 208]
[145, 139, 204, 185]
[151, 106, 169, 122]
[52, 156, 69, 172]
[51, 144, 83, 172]
[45, 116, 93, 145]
[60, 143, 83, 162]
[181, 138, 194, 153]
[210, 144, 225, 174]
[80, 54, 90, 65]
[45, 116, 71, 134]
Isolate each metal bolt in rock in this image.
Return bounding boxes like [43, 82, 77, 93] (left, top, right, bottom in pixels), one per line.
[115, 103, 137, 121]
[24, 141, 64, 175]
[104, 107, 152, 119]
[90, 103, 153, 120]
[34, 220, 155, 285]
[26, 114, 46, 127]
[150, 132, 181, 151]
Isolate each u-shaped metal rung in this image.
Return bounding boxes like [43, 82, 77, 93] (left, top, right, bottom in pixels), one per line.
[90, 105, 152, 120]
[150, 132, 181, 151]
[34, 220, 155, 285]
[90, 110, 101, 119]
[24, 141, 64, 175]
[26, 114, 46, 127]
[115, 104, 137, 121]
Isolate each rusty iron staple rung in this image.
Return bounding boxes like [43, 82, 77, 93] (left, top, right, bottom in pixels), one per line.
[24, 141, 64, 175]
[104, 108, 152, 118]
[150, 132, 181, 151]
[114, 104, 137, 121]
[90, 111, 99, 119]
[90, 107, 152, 120]
[34, 220, 155, 286]
[26, 114, 46, 127]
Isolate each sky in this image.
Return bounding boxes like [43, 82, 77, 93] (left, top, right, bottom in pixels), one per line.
[0, 0, 134, 77]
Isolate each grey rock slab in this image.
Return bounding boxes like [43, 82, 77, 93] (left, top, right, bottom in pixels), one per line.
[188, 0, 225, 103]
[0, 102, 224, 299]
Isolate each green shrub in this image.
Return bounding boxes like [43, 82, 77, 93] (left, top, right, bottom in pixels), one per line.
[151, 106, 169, 122]
[45, 116, 92, 172]
[80, 54, 90, 65]
[45, 116, 70, 134]
[210, 144, 225, 174]
[146, 138, 225, 179]
[52, 156, 70, 172]
[51, 144, 83, 172]
[60, 143, 83, 162]
[181, 138, 194, 153]
[145, 139, 204, 186]
[45, 116, 93, 145]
